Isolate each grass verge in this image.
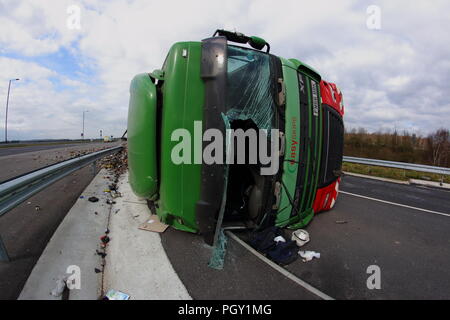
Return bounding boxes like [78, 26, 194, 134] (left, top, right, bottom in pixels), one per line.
[342, 162, 450, 184]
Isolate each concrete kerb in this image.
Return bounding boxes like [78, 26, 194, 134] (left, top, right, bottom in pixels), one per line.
[19, 169, 112, 300]
[102, 172, 191, 299]
[19, 168, 190, 300]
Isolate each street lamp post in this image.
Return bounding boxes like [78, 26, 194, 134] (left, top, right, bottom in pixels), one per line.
[4, 78, 20, 143]
[82, 110, 89, 141]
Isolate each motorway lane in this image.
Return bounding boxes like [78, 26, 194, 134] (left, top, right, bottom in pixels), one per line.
[0, 142, 120, 183]
[0, 143, 83, 157]
[160, 227, 320, 300]
[284, 176, 450, 299]
[285, 192, 450, 299]
[162, 175, 450, 300]
[341, 175, 450, 215]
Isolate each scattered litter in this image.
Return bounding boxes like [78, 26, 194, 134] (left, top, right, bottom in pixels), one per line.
[100, 235, 110, 244]
[106, 199, 116, 205]
[114, 209, 120, 214]
[274, 236, 286, 243]
[267, 240, 299, 265]
[88, 197, 99, 203]
[94, 211, 98, 215]
[96, 250, 107, 258]
[105, 228, 110, 234]
[104, 189, 111, 193]
[79, 196, 85, 199]
[249, 226, 284, 254]
[94, 268, 102, 273]
[291, 229, 310, 247]
[35, 205, 41, 211]
[335, 220, 348, 224]
[27, 202, 31, 205]
[208, 229, 228, 270]
[138, 214, 169, 233]
[104, 289, 130, 300]
[133, 215, 140, 218]
[111, 191, 122, 198]
[50, 276, 67, 297]
[298, 250, 321, 262]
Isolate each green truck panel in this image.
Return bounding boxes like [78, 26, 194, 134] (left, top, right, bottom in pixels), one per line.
[127, 73, 158, 199]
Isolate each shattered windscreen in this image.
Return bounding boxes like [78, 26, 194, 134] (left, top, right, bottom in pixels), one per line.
[225, 46, 276, 131]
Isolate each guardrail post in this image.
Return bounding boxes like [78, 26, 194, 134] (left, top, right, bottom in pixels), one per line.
[0, 234, 10, 262]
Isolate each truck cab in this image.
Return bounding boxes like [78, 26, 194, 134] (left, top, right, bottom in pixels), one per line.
[127, 30, 345, 244]
[312, 81, 345, 213]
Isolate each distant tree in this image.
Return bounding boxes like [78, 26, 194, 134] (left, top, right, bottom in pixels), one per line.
[426, 128, 450, 166]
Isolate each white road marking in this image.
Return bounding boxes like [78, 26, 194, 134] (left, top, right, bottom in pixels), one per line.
[340, 191, 450, 218]
[225, 231, 334, 301]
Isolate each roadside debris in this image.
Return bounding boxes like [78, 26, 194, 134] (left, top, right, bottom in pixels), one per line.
[335, 220, 348, 224]
[298, 250, 321, 262]
[103, 289, 130, 300]
[274, 236, 286, 243]
[96, 250, 107, 258]
[138, 215, 169, 233]
[35, 205, 41, 211]
[94, 268, 102, 273]
[249, 227, 298, 265]
[50, 276, 68, 297]
[208, 229, 228, 270]
[100, 148, 128, 177]
[88, 196, 99, 203]
[291, 229, 310, 247]
[100, 235, 110, 245]
[267, 240, 298, 265]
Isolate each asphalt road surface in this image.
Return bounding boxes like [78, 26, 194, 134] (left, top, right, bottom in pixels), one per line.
[2, 144, 449, 300]
[161, 174, 450, 300]
[0, 142, 121, 300]
[0, 143, 86, 157]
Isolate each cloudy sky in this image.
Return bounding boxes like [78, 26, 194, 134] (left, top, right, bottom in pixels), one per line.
[0, 0, 449, 140]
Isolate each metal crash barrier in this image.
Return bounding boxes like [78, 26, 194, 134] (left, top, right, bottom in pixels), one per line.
[343, 156, 450, 176]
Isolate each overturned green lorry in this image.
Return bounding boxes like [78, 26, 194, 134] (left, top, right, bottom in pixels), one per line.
[128, 30, 345, 244]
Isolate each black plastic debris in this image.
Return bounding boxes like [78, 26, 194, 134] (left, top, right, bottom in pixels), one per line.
[249, 226, 284, 254]
[88, 197, 99, 203]
[266, 240, 299, 265]
[96, 250, 107, 258]
[94, 268, 102, 273]
[249, 226, 298, 266]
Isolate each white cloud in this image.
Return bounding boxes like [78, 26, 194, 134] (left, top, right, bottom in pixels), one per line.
[0, 0, 449, 140]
